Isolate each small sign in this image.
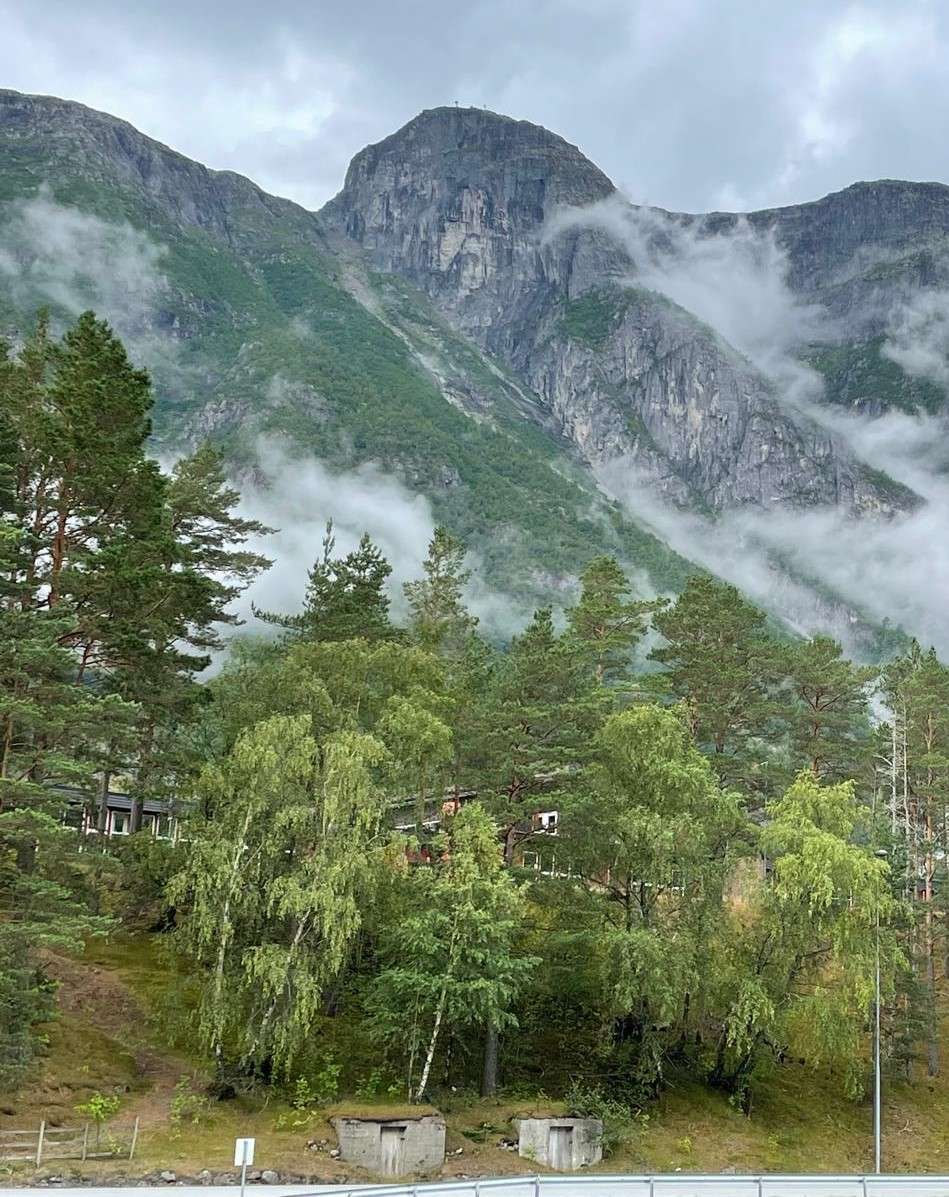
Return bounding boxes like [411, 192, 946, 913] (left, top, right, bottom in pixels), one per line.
[234, 1137, 255, 1167]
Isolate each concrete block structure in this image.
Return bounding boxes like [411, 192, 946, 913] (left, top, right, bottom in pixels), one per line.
[331, 1114, 446, 1177]
[516, 1116, 603, 1170]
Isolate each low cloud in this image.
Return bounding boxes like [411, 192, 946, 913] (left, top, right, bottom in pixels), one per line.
[882, 289, 949, 387]
[546, 198, 949, 655]
[0, 189, 191, 388]
[230, 439, 529, 643]
[0, 188, 167, 326]
[602, 404, 949, 659]
[546, 195, 828, 409]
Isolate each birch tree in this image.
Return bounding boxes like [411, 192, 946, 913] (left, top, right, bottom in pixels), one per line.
[170, 715, 390, 1076]
[368, 802, 536, 1101]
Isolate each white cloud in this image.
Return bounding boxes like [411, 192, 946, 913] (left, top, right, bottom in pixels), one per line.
[882, 289, 949, 388]
[231, 439, 529, 643]
[546, 194, 828, 410]
[0, 189, 165, 319]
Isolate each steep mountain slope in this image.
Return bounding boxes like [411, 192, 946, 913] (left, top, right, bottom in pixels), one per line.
[321, 106, 916, 513]
[716, 181, 949, 416]
[0, 89, 944, 642]
[0, 89, 694, 602]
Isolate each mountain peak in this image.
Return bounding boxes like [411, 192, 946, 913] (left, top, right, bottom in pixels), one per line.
[325, 104, 615, 230]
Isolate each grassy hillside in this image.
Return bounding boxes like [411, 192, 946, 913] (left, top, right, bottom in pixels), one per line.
[4, 936, 947, 1182]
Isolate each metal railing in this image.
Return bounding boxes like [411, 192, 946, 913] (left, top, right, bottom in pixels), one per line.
[313, 1174, 949, 1197]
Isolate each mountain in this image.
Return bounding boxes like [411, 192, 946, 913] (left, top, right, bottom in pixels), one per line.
[322, 107, 912, 515]
[0, 89, 944, 644]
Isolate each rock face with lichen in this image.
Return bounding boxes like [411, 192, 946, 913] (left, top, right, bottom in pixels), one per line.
[321, 106, 918, 514]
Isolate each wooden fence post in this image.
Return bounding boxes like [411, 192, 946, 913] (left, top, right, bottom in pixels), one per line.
[35, 1120, 45, 1167]
[129, 1116, 139, 1161]
[81, 1122, 89, 1161]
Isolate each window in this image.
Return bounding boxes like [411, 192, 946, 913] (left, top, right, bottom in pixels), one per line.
[111, 812, 129, 836]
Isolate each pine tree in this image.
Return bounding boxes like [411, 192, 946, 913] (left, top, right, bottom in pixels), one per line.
[566, 555, 651, 684]
[256, 522, 394, 642]
[783, 635, 875, 782]
[404, 526, 478, 655]
[474, 608, 604, 866]
[0, 519, 124, 1081]
[650, 575, 782, 793]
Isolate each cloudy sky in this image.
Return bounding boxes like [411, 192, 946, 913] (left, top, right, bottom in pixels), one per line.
[1, 0, 947, 213]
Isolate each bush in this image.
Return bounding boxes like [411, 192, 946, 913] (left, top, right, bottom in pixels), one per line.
[169, 1076, 210, 1133]
[564, 1080, 638, 1156]
[75, 1092, 121, 1147]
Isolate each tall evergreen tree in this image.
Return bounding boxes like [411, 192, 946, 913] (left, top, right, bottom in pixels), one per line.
[650, 575, 782, 792]
[783, 635, 875, 782]
[0, 519, 125, 1080]
[474, 608, 604, 866]
[256, 521, 394, 642]
[566, 555, 650, 684]
[404, 526, 478, 655]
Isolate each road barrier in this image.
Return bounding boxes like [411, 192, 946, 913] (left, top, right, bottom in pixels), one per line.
[314, 1173, 949, 1197]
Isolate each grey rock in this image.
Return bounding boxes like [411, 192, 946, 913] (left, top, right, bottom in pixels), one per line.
[159, 1171, 176, 1183]
[260, 1169, 279, 1183]
[323, 106, 918, 517]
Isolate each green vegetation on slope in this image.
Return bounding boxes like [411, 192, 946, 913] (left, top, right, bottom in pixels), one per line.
[0, 147, 692, 602]
[805, 336, 946, 415]
[4, 323, 949, 1179]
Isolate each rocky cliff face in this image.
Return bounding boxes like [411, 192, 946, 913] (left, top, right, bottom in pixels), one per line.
[2, 87, 946, 645]
[322, 107, 914, 514]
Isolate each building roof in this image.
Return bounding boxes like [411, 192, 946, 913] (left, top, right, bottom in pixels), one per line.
[53, 784, 172, 817]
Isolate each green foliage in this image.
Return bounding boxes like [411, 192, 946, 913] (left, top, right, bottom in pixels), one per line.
[564, 1080, 638, 1155]
[354, 1068, 403, 1102]
[560, 289, 631, 347]
[255, 521, 393, 642]
[0, 311, 271, 1088]
[561, 704, 744, 1095]
[404, 527, 478, 655]
[566, 555, 652, 684]
[804, 336, 945, 415]
[368, 802, 537, 1101]
[708, 772, 898, 1104]
[168, 1076, 210, 1132]
[292, 1061, 342, 1108]
[75, 1091, 121, 1126]
[1, 303, 940, 1129]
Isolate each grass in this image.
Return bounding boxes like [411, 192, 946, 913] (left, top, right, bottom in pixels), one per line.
[4, 935, 948, 1181]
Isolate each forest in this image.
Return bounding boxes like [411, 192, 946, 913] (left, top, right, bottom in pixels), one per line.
[1, 312, 946, 1138]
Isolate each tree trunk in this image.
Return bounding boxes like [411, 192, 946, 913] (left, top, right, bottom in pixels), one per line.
[481, 1022, 499, 1097]
[16, 838, 36, 874]
[96, 770, 110, 836]
[415, 981, 449, 1102]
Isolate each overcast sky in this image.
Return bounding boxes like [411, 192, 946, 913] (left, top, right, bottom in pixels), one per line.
[2, 0, 948, 214]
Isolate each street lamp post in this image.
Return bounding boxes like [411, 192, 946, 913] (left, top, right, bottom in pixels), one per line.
[874, 846, 888, 1175]
[874, 903, 881, 1173]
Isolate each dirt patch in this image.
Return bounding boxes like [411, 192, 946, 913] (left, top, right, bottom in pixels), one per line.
[2, 950, 195, 1133]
